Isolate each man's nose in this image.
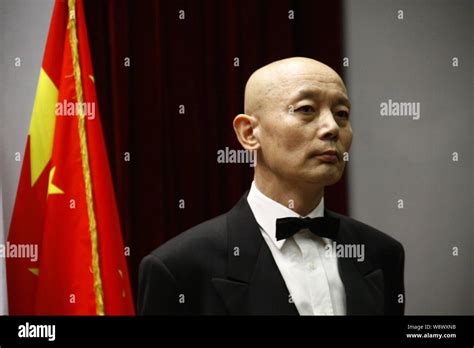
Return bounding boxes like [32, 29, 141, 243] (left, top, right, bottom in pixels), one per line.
[317, 108, 339, 141]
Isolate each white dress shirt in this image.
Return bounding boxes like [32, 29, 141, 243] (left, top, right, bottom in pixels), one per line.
[246, 181, 346, 315]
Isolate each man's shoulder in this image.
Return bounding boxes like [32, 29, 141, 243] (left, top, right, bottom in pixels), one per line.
[145, 212, 228, 266]
[328, 210, 404, 253]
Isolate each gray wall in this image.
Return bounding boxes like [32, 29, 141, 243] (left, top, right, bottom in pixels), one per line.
[343, 0, 472, 314]
[0, 175, 6, 313]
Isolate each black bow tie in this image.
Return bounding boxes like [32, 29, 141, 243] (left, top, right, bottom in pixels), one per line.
[275, 216, 340, 241]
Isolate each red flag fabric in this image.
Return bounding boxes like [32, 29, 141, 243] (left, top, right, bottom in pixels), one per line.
[6, 0, 134, 315]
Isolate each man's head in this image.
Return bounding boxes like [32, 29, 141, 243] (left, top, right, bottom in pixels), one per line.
[233, 57, 352, 189]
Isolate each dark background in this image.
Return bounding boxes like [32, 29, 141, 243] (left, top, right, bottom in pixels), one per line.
[83, 0, 346, 301]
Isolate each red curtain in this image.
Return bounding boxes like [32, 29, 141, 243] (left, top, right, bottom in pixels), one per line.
[83, 0, 346, 300]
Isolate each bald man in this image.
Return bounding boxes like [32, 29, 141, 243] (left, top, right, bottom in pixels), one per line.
[138, 57, 405, 315]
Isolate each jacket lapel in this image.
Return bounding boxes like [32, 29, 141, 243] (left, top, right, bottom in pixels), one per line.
[325, 209, 385, 315]
[212, 193, 298, 315]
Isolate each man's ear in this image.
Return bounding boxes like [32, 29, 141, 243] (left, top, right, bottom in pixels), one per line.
[233, 114, 260, 150]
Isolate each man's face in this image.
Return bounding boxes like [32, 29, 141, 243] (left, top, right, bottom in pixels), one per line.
[255, 65, 352, 187]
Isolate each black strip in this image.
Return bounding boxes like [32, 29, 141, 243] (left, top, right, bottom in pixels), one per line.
[0, 315, 472, 345]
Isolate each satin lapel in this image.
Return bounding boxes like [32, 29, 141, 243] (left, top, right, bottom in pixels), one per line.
[212, 193, 299, 315]
[325, 209, 385, 315]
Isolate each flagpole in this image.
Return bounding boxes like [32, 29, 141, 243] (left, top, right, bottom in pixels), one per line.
[67, 0, 104, 316]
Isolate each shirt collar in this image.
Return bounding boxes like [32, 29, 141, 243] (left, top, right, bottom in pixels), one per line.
[246, 180, 325, 249]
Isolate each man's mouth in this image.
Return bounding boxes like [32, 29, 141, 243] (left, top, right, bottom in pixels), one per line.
[314, 149, 339, 163]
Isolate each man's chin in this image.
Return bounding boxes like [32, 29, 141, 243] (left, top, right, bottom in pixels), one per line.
[302, 169, 343, 187]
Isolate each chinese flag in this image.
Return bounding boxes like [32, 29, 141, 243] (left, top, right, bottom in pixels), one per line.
[6, 0, 134, 315]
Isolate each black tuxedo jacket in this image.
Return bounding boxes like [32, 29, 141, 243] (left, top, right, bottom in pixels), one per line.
[138, 193, 405, 315]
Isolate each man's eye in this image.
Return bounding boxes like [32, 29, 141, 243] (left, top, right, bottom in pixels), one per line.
[335, 110, 349, 119]
[297, 105, 315, 113]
